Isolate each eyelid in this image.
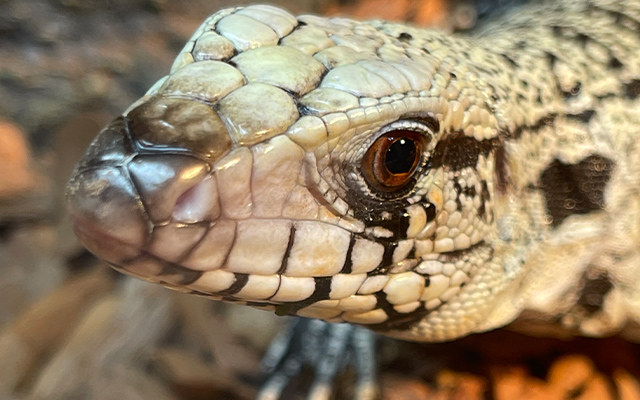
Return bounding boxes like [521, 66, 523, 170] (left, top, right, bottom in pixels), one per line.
[372, 119, 435, 149]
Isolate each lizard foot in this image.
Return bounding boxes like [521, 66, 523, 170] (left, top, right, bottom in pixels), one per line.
[257, 318, 379, 400]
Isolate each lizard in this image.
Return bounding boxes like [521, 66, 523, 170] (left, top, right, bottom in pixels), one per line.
[66, 0, 640, 395]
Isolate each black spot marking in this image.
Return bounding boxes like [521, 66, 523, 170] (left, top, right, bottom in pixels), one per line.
[453, 181, 464, 210]
[398, 32, 413, 42]
[576, 269, 614, 316]
[277, 225, 296, 275]
[574, 33, 590, 47]
[218, 273, 249, 296]
[545, 51, 558, 68]
[463, 185, 477, 198]
[539, 155, 615, 227]
[340, 234, 356, 274]
[624, 80, 640, 99]
[424, 203, 437, 222]
[608, 57, 624, 69]
[478, 180, 490, 220]
[567, 109, 596, 123]
[512, 114, 556, 139]
[494, 143, 510, 194]
[430, 133, 500, 171]
[501, 53, 519, 68]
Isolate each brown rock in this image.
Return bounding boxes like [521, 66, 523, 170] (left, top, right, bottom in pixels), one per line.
[433, 370, 486, 400]
[613, 370, 640, 400]
[491, 365, 562, 400]
[547, 354, 596, 394]
[382, 374, 433, 400]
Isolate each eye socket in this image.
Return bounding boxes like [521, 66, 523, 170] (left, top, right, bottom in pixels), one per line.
[362, 130, 425, 192]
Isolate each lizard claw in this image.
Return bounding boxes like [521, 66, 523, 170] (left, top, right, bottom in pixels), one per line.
[257, 318, 379, 400]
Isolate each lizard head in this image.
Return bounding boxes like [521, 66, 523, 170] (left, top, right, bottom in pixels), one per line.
[66, 5, 510, 342]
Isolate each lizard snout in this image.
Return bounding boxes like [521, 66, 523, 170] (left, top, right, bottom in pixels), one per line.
[66, 98, 231, 275]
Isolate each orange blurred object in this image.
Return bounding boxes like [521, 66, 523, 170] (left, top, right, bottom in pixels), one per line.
[325, 0, 449, 27]
[0, 121, 43, 198]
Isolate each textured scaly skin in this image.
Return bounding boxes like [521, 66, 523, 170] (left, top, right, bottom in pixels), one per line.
[67, 0, 640, 343]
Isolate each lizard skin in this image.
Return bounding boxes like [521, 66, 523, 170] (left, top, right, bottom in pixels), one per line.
[67, 0, 640, 344]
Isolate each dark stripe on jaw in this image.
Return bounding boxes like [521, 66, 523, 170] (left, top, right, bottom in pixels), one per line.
[273, 276, 333, 316]
[371, 243, 493, 332]
[161, 261, 204, 285]
[277, 224, 297, 275]
[430, 132, 500, 171]
[310, 277, 333, 302]
[369, 291, 431, 332]
[124, 253, 204, 286]
[218, 273, 249, 296]
[340, 234, 356, 274]
[369, 241, 398, 275]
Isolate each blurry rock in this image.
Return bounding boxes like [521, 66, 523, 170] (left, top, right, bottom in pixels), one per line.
[171, 294, 262, 375]
[546, 354, 595, 395]
[0, 268, 113, 396]
[154, 347, 255, 400]
[27, 278, 173, 400]
[491, 365, 560, 400]
[613, 370, 640, 400]
[0, 225, 67, 327]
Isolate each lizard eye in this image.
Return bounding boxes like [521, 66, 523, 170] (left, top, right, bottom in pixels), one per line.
[362, 130, 425, 192]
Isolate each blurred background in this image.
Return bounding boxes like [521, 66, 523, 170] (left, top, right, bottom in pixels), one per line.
[1, 0, 639, 399]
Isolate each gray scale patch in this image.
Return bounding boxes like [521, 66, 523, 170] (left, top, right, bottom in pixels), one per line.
[575, 268, 614, 316]
[539, 155, 615, 227]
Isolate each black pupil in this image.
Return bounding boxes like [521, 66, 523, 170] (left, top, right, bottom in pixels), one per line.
[385, 138, 417, 174]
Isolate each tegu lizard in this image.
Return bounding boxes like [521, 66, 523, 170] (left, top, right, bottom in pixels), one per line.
[66, 0, 640, 363]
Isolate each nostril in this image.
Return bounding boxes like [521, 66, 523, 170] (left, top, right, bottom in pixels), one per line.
[173, 175, 220, 223]
[127, 154, 210, 223]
